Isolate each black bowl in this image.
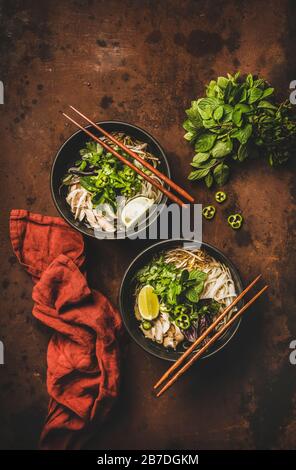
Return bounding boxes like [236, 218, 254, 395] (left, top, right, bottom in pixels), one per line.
[119, 239, 244, 362]
[51, 121, 170, 239]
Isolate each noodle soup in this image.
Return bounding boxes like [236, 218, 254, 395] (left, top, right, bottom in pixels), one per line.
[134, 248, 237, 350]
[61, 132, 163, 233]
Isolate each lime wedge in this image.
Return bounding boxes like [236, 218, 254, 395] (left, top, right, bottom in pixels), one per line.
[121, 196, 154, 228]
[138, 285, 160, 321]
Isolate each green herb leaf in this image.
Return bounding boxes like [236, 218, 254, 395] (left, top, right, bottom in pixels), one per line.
[185, 288, 202, 303]
[184, 131, 197, 142]
[246, 73, 253, 87]
[213, 105, 224, 121]
[232, 108, 243, 126]
[185, 102, 203, 127]
[183, 119, 197, 132]
[195, 158, 219, 169]
[211, 139, 233, 158]
[188, 168, 210, 180]
[217, 76, 229, 89]
[248, 87, 263, 104]
[257, 100, 277, 110]
[197, 98, 218, 119]
[180, 269, 189, 283]
[185, 272, 207, 303]
[204, 171, 214, 188]
[195, 133, 217, 152]
[189, 270, 207, 282]
[192, 152, 211, 164]
[202, 118, 217, 129]
[238, 143, 248, 162]
[261, 87, 274, 99]
[232, 123, 253, 144]
[222, 104, 233, 122]
[235, 103, 251, 114]
[213, 162, 230, 185]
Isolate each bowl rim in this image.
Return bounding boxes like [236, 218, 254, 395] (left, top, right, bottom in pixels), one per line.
[50, 120, 171, 239]
[119, 238, 243, 362]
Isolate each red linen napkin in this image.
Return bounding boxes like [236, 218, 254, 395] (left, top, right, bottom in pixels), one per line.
[10, 210, 122, 450]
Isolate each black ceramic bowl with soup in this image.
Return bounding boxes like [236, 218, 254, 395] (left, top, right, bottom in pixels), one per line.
[119, 239, 243, 362]
[51, 121, 170, 239]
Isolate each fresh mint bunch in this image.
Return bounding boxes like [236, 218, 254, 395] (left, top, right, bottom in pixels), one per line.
[184, 72, 296, 187]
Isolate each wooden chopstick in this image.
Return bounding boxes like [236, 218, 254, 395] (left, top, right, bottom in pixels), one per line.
[153, 274, 262, 390]
[155, 284, 269, 397]
[69, 105, 195, 204]
[63, 112, 186, 207]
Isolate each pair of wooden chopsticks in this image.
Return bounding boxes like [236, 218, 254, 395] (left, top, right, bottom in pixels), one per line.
[154, 274, 268, 397]
[63, 106, 194, 207]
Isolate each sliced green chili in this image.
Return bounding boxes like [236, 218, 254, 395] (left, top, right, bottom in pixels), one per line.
[175, 313, 191, 330]
[142, 320, 152, 330]
[215, 191, 227, 203]
[202, 205, 216, 220]
[227, 213, 243, 230]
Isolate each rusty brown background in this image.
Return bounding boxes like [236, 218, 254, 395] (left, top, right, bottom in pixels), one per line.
[0, 0, 295, 450]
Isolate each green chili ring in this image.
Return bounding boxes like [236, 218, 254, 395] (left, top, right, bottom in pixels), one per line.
[202, 205, 216, 220]
[227, 213, 243, 230]
[142, 320, 152, 330]
[215, 191, 227, 203]
[175, 313, 191, 330]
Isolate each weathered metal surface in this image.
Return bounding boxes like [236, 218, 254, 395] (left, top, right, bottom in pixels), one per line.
[0, 0, 295, 450]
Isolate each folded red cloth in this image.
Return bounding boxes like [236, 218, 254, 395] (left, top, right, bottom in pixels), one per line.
[10, 210, 122, 450]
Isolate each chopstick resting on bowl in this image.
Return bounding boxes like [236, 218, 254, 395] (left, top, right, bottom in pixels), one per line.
[63, 113, 185, 207]
[63, 107, 194, 206]
[154, 274, 261, 390]
[69, 105, 195, 204]
[154, 275, 268, 397]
